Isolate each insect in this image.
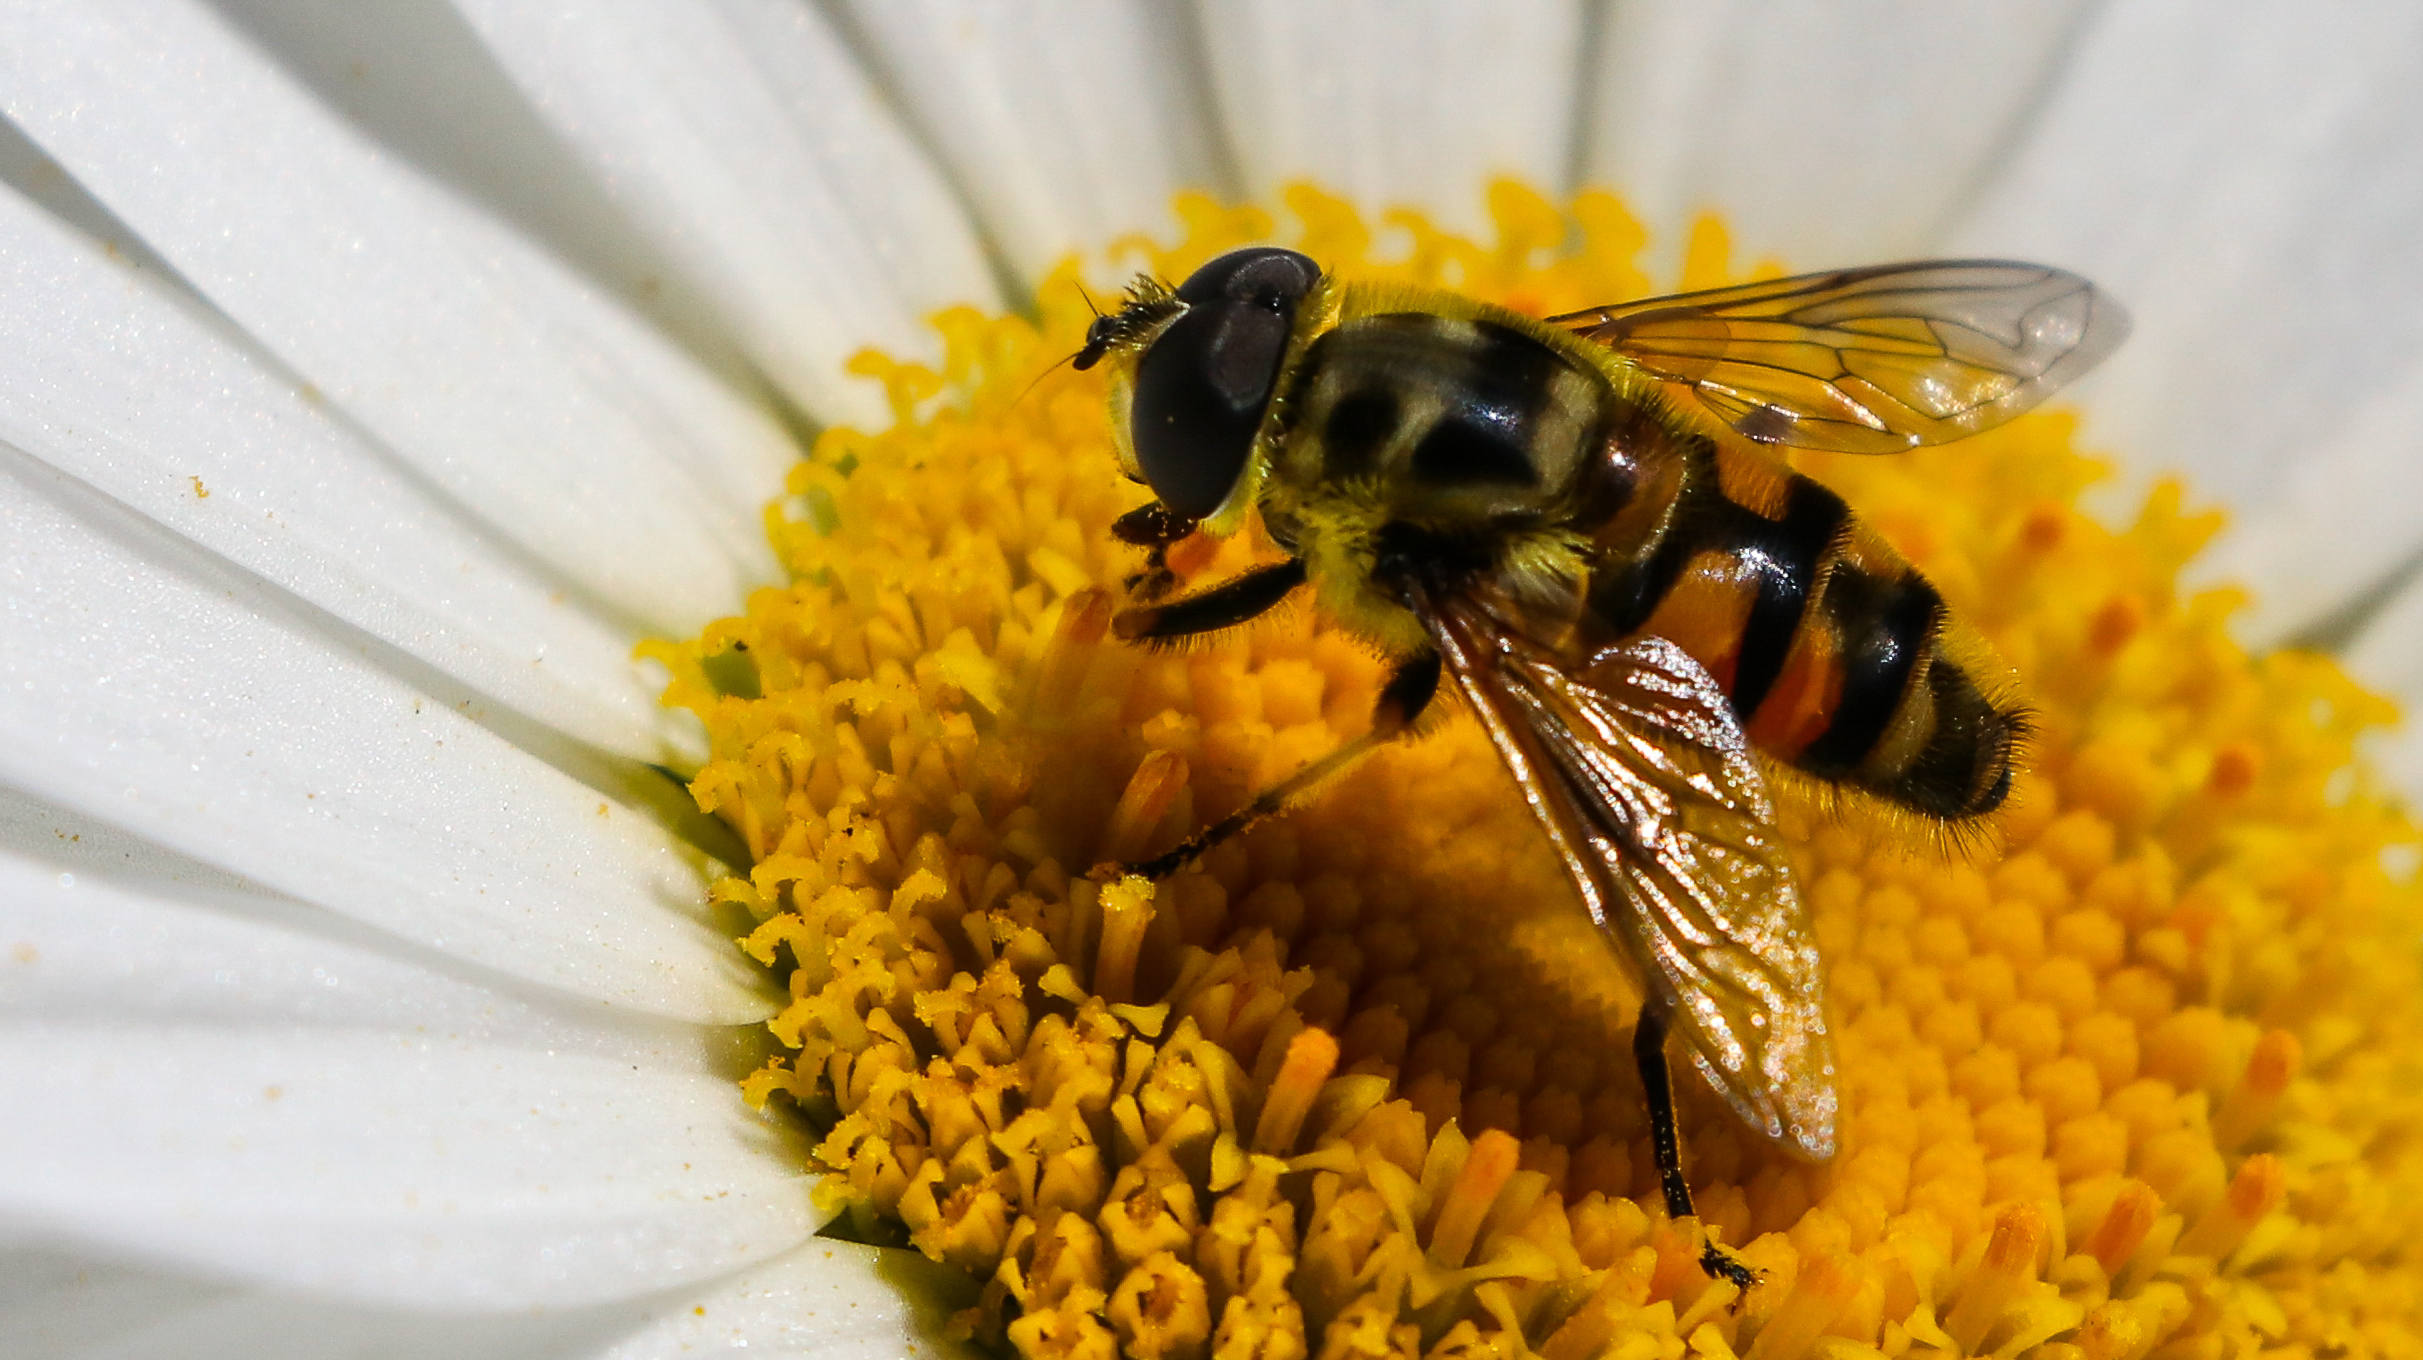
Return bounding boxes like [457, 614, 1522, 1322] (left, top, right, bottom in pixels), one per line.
[1074, 247, 2127, 1287]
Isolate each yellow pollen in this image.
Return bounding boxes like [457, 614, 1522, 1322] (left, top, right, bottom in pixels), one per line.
[648, 183, 2423, 1359]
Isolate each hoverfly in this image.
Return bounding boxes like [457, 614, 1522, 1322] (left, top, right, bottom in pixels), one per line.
[1074, 247, 2127, 1286]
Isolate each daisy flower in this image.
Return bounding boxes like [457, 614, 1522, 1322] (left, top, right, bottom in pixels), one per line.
[3, 3, 2420, 1358]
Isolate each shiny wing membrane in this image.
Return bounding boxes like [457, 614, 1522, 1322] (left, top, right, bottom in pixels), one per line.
[1550, 261, 2129, 454]
[1423, 592, 1838, 1159]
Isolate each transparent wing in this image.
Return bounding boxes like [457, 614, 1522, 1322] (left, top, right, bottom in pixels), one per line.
[1424, 594, 1837, 1159]
[1549, 261, 2129, 454]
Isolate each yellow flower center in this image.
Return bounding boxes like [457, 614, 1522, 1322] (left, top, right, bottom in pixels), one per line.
[647, 184, 2423, 1360]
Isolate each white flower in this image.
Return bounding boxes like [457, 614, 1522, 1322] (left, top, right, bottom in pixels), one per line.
[3, 1, 2419, 1355]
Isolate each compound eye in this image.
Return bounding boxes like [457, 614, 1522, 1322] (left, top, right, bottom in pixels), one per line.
[1130, 247, 1319, 519]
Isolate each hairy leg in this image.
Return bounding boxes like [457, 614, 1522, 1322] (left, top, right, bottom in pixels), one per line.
[1112, 559, 1307, 642]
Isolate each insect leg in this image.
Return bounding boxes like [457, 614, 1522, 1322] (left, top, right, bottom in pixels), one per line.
[1112, 500, 1200, 602]
[1113, 559, 1307, 642]
[1635, 1000, 1763, 1292]
[1120, 650, 1441, 881]
[1112, 500, 1198, 547]
[1635, 1000, 1696, 1221]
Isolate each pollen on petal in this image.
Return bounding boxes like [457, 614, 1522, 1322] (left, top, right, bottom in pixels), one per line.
[654, 183, 2423, 1358]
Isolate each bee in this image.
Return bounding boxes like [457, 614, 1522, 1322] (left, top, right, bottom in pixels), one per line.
[1074, 247, 2127, 1286]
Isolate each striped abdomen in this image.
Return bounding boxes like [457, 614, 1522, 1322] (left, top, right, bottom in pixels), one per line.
[1585, 440, 2021, 820]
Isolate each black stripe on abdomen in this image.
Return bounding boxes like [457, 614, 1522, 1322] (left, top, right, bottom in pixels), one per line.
[1729, 479, 1848, 720]
[1801, 567, 1943, 775]
[1897, 661, 2023, 818]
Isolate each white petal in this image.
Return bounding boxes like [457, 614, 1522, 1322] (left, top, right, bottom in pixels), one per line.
[0, 1258, 506, 1360]
[0, 1239, 975, 1360]
[1, 1276, 573, 1360]
[2201, 351, 2423, 645]
[1197, 0, 1585, 238]
[0, 846, 710, 1063]
[1943, 0, 2423, 637]
[0, 783, 267, 897]
[148, 1, 735, 375]
[450, 0, 1001, 427]
[1582, 0, 2095, 280]
[0, 841, 800, 1315]
[0, 0, 793, 636]
[0, 450, 767, 1023]
[0, 178, 674, 761]
[0, 1025, 810, 1309]
[0, 1246, 230, 1360]
[837, 0, 1230, 283]
[586, 1243, 978, 1360]
[0, 845, 805, 1313]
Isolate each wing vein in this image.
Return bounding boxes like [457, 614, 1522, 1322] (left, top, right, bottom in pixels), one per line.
[1548, 260, 2127, 453]
[1421, 589, 1838, 1159]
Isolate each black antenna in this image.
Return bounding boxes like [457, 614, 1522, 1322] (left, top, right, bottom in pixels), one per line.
[1013, 347, 1083, 408]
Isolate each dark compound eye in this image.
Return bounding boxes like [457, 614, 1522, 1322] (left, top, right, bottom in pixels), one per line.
[1130, 247, 1319, 518]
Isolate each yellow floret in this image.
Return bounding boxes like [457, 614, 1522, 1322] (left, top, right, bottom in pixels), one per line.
[650, 183, 2423, 1360]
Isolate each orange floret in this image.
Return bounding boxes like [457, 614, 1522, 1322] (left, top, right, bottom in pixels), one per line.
[652, 183, 2423, 1359]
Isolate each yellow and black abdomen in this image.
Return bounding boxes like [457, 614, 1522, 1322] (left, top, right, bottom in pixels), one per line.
[1587, 442, 2023, 821]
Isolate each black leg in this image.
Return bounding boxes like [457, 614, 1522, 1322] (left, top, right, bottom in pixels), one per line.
[1119, 650, 1440, 881]
[1634, 1000, 1696, 1222]
[1113, 501, 1199, 603]
[1635, 1001, 1762, 1293]
[1113, 560, 1307, 643]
